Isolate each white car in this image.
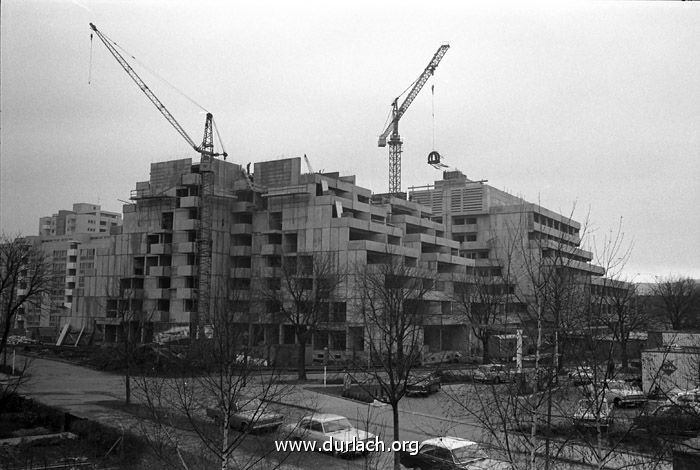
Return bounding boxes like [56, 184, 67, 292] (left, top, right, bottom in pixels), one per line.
[585, 380, 646, 408]
[235, 354, 268, 367]
[400, 436, 511, 469]
[603, 381, 646, 408]
[664, 387, 700, 412]
[572, 398, 613, 430]
[284, 414, 375, 456]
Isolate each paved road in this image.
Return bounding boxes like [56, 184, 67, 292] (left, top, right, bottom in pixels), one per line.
[19, 356, 669, 470]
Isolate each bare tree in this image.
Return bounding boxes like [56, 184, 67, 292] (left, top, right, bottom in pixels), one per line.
[0, 235, 55, 357]
[102, 279, 151, 405]
[651, 275, 700, 330]
[258, 251, 344, 381]
[350, 257, 432, 470]
[133, 297, 292, 470]
[590, 220, 647, 371]
[453, 265, 513, 364]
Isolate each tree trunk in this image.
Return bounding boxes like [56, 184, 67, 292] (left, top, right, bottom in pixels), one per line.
[481, 334, 490, 364]
[392, 402, 401, 470]
[221, 412, 230, 470]
[620, 338, 629, 370]
[125, 363, 131, 404]
[296, 332, 307, 381]
[125, 324, 131, 405]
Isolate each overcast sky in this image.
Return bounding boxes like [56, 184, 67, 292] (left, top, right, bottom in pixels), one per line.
[1, 1, 698, 281]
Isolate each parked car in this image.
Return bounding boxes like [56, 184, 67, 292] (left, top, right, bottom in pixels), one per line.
[406, 373, 441, 397]
[400, 436, 511, 469]
[567, 366, 595, 385]
[206, 397, 284, 432]
[6, 335, 39, 345]
[284, 414, 375, 456]
[668, 388, 700, 407]
[572, 398, 613, 430]
[584, 380, 646, 408]
[634, 403, 700, 436]
[235, 354, 268, 367]
[473, 364, 511, 384]
[603, 381, 646, 408]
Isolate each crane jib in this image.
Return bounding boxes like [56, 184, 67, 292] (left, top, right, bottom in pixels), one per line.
[88, 23, 225, 158]
[377, 44, 450, 148]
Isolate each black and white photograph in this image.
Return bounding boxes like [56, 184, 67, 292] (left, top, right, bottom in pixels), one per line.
[1, 1, 699, 469]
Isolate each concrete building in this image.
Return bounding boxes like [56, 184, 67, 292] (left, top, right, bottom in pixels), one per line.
[17, 233, 114, 332]
[56, 160, 613, 365]
[409, 170, 605, 331]
[68, 157, 474, 361]
[11, 204, 122, 334]
[39, 203, 121, 236]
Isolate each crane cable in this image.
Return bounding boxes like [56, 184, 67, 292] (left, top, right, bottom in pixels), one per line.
[89, 27, 229, 156]
[212, 117, 227, 157]
[431, 83, 436, 150]
[93, 27, 210, 114]
[88, 33, 93, 84]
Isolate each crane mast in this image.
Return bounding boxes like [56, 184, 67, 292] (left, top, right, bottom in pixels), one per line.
[90, 23, 225, 333]
[378, 44, 449, 193]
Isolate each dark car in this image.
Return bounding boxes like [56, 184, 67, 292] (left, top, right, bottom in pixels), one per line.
[206, 398, 284, 432]
[473, 364, 511, 384]
[400, 437, 511, 469]
[406, 373, 441, 397]
[634, 403, 700, 436]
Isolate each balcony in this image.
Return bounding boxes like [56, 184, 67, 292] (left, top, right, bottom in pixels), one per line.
[231, 201, 255, 212]
[181, 173, 201, 186]
[177, 242, 197, 253]
[122, 288, 144, 299]
[148, 266, 172, 277]
[230, 246, 252, 256]
[231, 223, 252, 234]
[156, 310, 170, 322]
[150, 243, 172, 255]
[260, 244, 281, 256]
[174, 218, 198, 231]
[66, 262, 77, 270]
[460, 240, 490, 251]
[147, 288, 171, 300]
[179, 196, 201, 208]
[65, 276, 76, 284]
[176, 288, 196, 299]
[230, 268, 251, 278]
[172, 311, 195, 323]
[421, 252, 472, 266]
[64, 289, 73, 296]
[176, 265, 196, 276]
[67, 249, 78, 257]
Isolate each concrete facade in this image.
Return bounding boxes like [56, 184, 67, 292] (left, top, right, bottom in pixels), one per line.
[47, 160, 614, 364]
[409, 170, 605, 332]
[39, 203, 122, 236]
[66, 158, 475, 360]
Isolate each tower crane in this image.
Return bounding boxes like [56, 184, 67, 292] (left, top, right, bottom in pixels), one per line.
[378, 44, 450, 194]
[89, 23, 226, 334]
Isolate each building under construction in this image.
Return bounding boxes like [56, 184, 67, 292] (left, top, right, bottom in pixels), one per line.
[63, 156, 608, 364]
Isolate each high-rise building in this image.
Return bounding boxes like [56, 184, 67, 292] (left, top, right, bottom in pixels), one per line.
[39, 203, 121, 236]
